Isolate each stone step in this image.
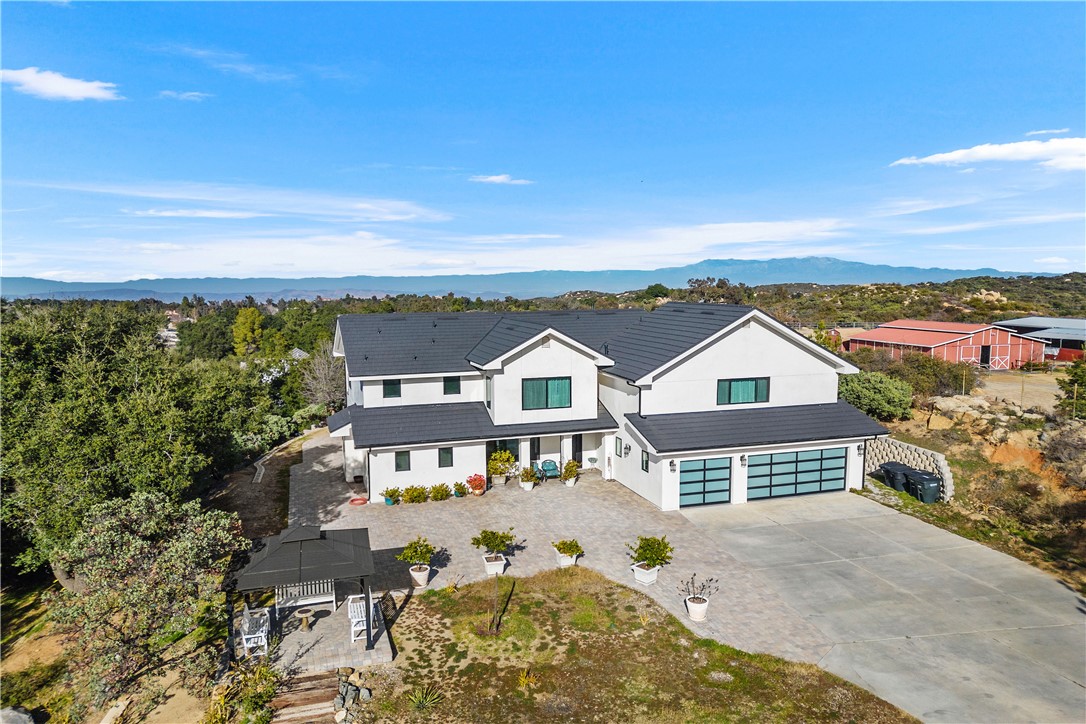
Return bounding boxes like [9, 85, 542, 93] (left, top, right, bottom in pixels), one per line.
[271, 700, 334, 723]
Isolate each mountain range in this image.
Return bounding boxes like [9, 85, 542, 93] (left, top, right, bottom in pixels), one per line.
[1, 257, 1044, 302]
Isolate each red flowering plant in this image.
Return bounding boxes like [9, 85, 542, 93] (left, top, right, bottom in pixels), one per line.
[466, 473, 487, 493]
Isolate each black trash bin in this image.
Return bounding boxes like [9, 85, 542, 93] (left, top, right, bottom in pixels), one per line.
[904, 470, 942, 503]
[879, 462, 913, 492]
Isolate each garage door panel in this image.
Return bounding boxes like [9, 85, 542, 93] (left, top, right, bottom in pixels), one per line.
[678, 457, 731, 508]
[746, 447, 848, 500]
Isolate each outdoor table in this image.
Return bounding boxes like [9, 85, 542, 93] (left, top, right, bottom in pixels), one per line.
[294, 607, 314, 632]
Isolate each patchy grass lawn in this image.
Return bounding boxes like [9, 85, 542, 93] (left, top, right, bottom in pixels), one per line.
[0, 572, 73, 718]
[350, 568, 914, 723]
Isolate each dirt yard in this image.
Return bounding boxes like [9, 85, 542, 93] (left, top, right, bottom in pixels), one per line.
[980, 369, 1064, 412]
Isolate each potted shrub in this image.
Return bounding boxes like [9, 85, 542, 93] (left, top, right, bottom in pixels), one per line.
[471, 528, 515, 576]
[453, 481, 468, 498]
[383, 487, 402, 506]
[560, 460, 580, 487]
[519, 465, 538, 491]
[552, 539, 583, 568]
[627, 535, 674, 585]
[487, 449, 517, 486]
[402, 485, 429, 504]
[397, 536, 436, 588]
[677, 573, 719, 622]
[430, 483, 452, 501]
[466, 473, 487, 497]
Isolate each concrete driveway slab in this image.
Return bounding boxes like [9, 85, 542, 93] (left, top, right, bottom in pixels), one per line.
[709, 525, 841, 568]
[787, 519, 913, 559]
[756, 560, 905, 610]
[852, 512, 977, 552]
[852, 552, 1002, 600]
[990, 623, 1086, 686]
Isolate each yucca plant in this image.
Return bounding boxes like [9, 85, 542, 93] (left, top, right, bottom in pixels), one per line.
[406, 683, 444, 710]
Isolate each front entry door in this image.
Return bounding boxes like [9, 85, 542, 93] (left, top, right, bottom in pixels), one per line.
[572, 434, 583, 464]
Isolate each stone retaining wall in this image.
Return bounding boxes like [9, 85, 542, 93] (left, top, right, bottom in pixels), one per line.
[865, 437, 954, 501]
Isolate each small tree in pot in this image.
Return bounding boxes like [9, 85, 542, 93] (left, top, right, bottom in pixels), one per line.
[677, 573, 719, 621]
[552, 539, 583, 568]
[397, 536, 436, 588]
[383, 487, 402, 506]
[627, 535, 674, 585]
[560, 460, 580, 487]
[487, 450, 517, 486]
[519, 465, 539, 491]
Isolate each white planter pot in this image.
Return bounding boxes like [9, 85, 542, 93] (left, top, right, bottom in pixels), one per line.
[409, 565, 430, 588]
[564, 477, 577, 487]
[492, 475, 506, 487]
[483, 554, 506, 576]
[685, 595, 709, 621]
[631, 563, 661, 585]
[554, 548, 579, 568]
[520, 480, 534, 491]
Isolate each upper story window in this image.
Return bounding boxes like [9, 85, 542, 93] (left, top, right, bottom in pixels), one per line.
[383, 379, 402, 398]
[443, 376, 461, 395]
[717, 377, 769, 405]
[485, 375, 492, 409]
[522, 377, 571, 410]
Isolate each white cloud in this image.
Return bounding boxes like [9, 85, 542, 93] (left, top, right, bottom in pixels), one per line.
[891, 137, 1085, 172]
[871, 196, 985, 218]
[159, 90, 213, 101]
[127, 208, 271, 219]
[163, 45, 295, 82]
[470, 174, 534, 185]
[902, 212, 1084, 236]
[134, 242, 187, 252]
[26, 180, 449, 223]
[1, 67, 122, 101]
[1025, 128, 1070, 137]
[1033, 256, 1070, 265]
[452, 233, 564, 245]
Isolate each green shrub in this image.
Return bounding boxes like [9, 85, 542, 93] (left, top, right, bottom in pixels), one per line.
[552, 539, 584, 557]
[560, 460, 580, 481]
[397, 536, 436, 567]
[471, 528, 515, 555]
[520, 466, 539, 483]
[430, 483, 452, 501]
[839, 371, 913, 421]
[487, 449, 518, 477]
[626, 535, 674, 568]
[1057, 358, 1086, 420]
[453, 481, 469, 497]
[402, 485, 429, 504]
[290, 403, 328, 429]
[383, 487, 402, 504]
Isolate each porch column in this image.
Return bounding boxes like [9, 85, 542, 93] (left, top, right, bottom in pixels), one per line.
[560, 435, 573, 464]
[364, 578, 373, 650]
[518, 438, 531, 466]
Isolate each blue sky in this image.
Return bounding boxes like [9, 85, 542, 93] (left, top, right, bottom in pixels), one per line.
[2, 2, 1084, 282]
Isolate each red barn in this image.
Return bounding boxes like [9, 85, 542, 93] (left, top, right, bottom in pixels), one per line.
[844, 319, 1044, 370]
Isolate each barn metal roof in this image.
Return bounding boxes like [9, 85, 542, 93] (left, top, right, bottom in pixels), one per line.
[880, 319, 991, 333]
[996, 316, 1086, 330]
[341, 401, 618, 448]
[625, 400, 887, 454]
[846, 327, 970, 348]
[232, 527, 375, 591]
[1024, 327, 1086, 342]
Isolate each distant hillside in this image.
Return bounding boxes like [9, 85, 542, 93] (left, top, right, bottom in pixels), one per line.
[1, 257, 1046, 302]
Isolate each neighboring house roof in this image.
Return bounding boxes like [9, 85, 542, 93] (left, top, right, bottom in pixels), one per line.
[233, 526, 375, 591]
[880, 319, 991, 333]
[289, 347, 311, 360]
[847, 327, 971, 348]
[625, 400, 887, 454]
[337, 310, 643, 377]
[337, 401, 618, 448]
[996, 316, 1086, 330]
[603, 303, 753, 381]
[1024, 327, 1086, 342]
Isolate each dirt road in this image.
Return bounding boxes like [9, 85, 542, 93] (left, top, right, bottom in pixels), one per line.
[981, 369, 1063, 412]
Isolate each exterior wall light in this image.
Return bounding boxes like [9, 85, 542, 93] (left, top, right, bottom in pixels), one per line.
[857, 442, 865, 456]
[669, 460, 676, 472]
[740, 454, 747, 467]
[623, 444, 631, 457]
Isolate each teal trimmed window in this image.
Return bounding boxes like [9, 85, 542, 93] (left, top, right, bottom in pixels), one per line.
[395, 451, 410, 472]
[443, 376, 461, 395]
[522, 376, 571, 410]
[383, 379, 401, 398]
[438, 447, 453, 468]
[717, 377, 769, 405]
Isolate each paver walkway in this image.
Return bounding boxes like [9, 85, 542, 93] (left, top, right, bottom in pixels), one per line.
[290, 434, 1086, 722]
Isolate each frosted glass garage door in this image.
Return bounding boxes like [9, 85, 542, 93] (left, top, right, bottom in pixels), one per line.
[679, 457, 731, 507]
[746, 448, 847, 499]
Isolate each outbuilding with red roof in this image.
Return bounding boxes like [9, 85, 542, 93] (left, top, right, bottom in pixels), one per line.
[844, 319, 1044, 370]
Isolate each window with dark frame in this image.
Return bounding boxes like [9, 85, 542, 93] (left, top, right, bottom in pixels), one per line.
[443, 376, 461, 395]
[641, 450, 649, 472]
[615, 436, 623, 456]
[521, 376, 572, 410]
[716, 377, 769, 405]
[438, 447, 453, 468]
[383, 379, 402, 398]
[395, 450, 410, 471]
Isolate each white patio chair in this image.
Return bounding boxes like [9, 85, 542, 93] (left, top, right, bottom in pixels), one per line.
[240, 603, 271, 657]
[346, 594, 368, 643]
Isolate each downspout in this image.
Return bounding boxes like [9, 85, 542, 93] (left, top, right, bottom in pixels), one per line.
[626, 379, 643, 417]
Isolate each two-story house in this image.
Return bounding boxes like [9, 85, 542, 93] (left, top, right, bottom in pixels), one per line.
[327, 303, 887, 511]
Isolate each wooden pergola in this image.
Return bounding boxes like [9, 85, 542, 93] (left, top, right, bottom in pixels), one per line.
[231, 526, 377, 650]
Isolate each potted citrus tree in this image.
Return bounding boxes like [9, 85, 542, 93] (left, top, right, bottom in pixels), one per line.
[397, 536, 436, 588]
[627, 535, 674, 585]
[472, 528, 515, 576]
[560, 460, 580, 487]
[552, 539, 583, 568]
[677, 573, 719, 622]
[487, 449, 517, 486]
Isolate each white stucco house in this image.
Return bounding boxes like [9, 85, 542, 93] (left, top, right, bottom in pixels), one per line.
[327, 303, 887, 511]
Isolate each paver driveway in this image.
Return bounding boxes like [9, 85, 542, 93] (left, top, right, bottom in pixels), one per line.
[291, 434, 1085, 723]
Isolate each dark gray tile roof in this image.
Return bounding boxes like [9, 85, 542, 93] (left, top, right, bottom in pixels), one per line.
[341, 401, 618, 448]
[338, 310, 644, 376]
[625, 400, 888, 453]
[233, 527, 375, 591]
[327, 406, 353, 432]
[603, 303, 753, 381]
